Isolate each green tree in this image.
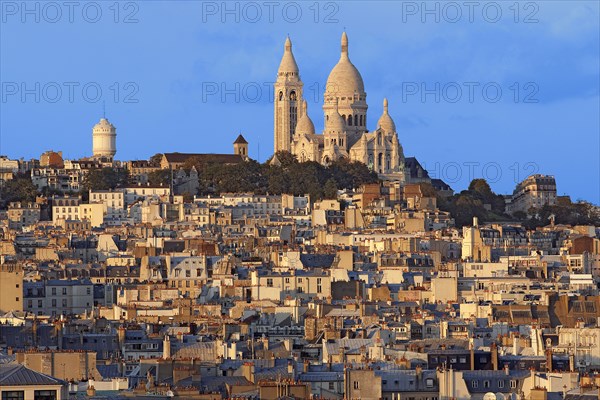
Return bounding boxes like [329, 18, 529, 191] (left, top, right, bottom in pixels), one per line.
[148, 169, 171, 186]
[0, 174, 38, 207]
[82, 168, 130, 191]
[323, 178, 338, 199]
[149, 153, 163, 166]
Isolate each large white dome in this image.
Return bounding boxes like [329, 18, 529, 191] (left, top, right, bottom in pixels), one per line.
[325, 32, 365, 97]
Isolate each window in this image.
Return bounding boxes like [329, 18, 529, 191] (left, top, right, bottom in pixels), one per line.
[51, 287, 56, 295]
[483, 380, 490, 388]
[426, 378, 434, 388]
[329, 382, 335, 390]
[498, 380, 504, 388]
[510, 380, 517, 389]
[52, 299, 57, 307]
[471, 380, 478, 388]
[2, 391, 24, 400]
[266, 278, 273, 287]
[86, 288, 91, 295]
[62, 288, 67, 295]
[353, 381, 359, 389]
[34, 390, 57, 400]
[62, 299, 67, 307]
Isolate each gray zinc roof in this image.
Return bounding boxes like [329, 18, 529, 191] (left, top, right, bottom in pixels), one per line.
[0, 364, 66, 386]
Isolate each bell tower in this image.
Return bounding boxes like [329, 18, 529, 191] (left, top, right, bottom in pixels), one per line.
[274, 37, 303, 153]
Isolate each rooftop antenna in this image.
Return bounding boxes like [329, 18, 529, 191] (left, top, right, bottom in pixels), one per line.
[102, 101, 106, 118]
[257, 137, 260, 162]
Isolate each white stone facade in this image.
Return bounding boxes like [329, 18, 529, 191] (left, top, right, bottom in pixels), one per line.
[274, 33, 405, 180]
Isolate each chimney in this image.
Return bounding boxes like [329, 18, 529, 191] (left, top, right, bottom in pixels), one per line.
[163, 335, 171, 359]
[117, 326, 126, 346]
[470, 341, 475, 371]
[529, 387, 548, 400]
[545, 348, 552, 372]
[473, 217, 479, 227]
[303, 360, 309, 373]
[569, 352, 575, 372]
[242, 362, 255, 384]
[491, 342, 498, 371]
[32, 319, 38, 347]
[504, 364, 509, 376]
[415, 364, 423, 384]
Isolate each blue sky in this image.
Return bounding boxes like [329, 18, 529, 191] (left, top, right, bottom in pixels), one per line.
[1, 0, 599, 203]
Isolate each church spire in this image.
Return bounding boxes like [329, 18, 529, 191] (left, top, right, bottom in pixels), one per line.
[341, 31, 349, 59]
[278, 36, 299, 76]
[285, 35, 292, 50]
[274, 35, 303, 153]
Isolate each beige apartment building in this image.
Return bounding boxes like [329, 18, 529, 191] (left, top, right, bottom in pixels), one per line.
[508, 174, 557, 214]
[0, 262, 23, 313]
[7, 202, 41, 230]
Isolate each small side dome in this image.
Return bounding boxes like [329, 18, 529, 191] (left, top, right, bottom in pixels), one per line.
[377, 98, 396, 133]
[295, 100, 315, 135]
[326, 99, 346, 134]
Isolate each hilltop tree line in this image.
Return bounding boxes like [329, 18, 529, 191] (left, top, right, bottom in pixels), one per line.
[435, 178, 599, 228]
[435, 178, 509, 227]
[0, 152, 377, 207]
[1, 158, 597, 228]
[170, 151, 379, 200]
